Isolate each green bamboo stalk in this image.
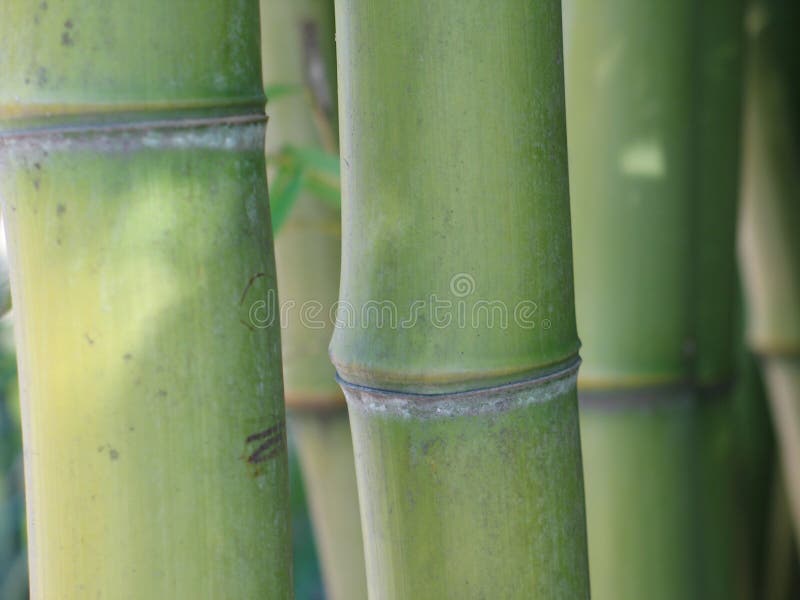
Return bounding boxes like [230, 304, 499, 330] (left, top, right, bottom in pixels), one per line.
[260, 0, 341, 413]
[579, 392, 701, 597]
[260, 2, 367, 598]
[739, 0, 800, 544]
[331, 1, 589, 597]
[290, 412, 365, 599]
[564, 0, 746, 597]
[0, 2, 291, 597]
[694, 2, 750, 596]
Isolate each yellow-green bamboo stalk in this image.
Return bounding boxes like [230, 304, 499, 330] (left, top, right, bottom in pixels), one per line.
[739, 0, 800, 545]
[290, 412, 365, 599]
[260, 0, 341, 420]
[0, 2, 291, 597]
[564, 0, 746, 597]
[332, 0, 589, 597]
[260, 2, 367, 599]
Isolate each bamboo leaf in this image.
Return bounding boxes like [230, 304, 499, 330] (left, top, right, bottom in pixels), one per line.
[285, 146, 340, 175]
[303, 171, 341, 209]
[269, 162, 306, 234]
[268, 146, 341, 215]
[264, 84, 306, 103]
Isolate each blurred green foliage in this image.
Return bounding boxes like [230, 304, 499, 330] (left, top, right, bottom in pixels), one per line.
[0, 317, 26, 600]
[268, 144, 341, 233]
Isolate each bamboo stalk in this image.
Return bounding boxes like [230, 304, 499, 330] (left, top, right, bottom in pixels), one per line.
[733, 349, 778, 597]
[763, 469, 797, 600]
[290, 412, 365, 599]
[739, 0, 800, 545]
[0, 2, 291, 597]
[579, 391, 701, 597]
[564, 0, 746, 597]
[331, 1, 590, 597]
[260, 2, 367, 598]
[260, 0, 340, 411]
[694, 2, 750, 596]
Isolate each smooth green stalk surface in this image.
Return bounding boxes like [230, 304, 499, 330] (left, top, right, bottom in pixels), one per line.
[582, 391, 745, 600]
[580, 393, 701, 599]
[332, 1, 589, 597]
[696, 391, 751, 600]
[332, 0, 579, 394]
[0, 1, 263, 123]
[694, 0, 746, 385]
[346, 372, 588, 600]
[0, 127, 291, 599]
[563, 0, 695, 388]
[0, 1, 291, 597]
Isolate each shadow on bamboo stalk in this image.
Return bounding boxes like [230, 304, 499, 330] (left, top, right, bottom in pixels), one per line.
[0, 1, 291, 597]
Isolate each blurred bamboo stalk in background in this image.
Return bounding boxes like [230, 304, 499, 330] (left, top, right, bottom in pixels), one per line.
[564, 0, 748, 597]
[332, 0, 590, 597]
[739, 0, 800, 549]
[0, 1, 291, 597]
[260, 1, 367, 598]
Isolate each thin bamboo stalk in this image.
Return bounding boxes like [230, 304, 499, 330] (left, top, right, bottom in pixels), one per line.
[290, 412, 365, 599]
[739, 0, 800, 545]
[564, 0, 746, 597]
[0, 2, 291, 597]
[260, 0, 340, 410]
[260, 2, 367, 598]
[331, 0, 589, 597]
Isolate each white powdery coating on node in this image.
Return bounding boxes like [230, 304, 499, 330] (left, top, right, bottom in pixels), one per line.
[342, 359, 580, 419]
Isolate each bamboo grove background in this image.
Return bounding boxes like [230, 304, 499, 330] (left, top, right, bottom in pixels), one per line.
[0, 0, 799, 598]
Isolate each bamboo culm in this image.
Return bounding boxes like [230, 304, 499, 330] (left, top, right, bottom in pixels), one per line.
[0, 1, 291, 597]
[564, 0, 748, 597]
[331, 0, 590, 597]
[260, 1, 368, 598]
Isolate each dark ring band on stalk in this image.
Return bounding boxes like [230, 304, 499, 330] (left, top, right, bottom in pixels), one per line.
[336, 355, 581, 418]
[578, 378, 733, 411]
[0, 111, 267, 141]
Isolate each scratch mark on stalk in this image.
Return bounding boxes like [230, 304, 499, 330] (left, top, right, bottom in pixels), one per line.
[245, 421, 286, 465]
[239, 272, 266, 305]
